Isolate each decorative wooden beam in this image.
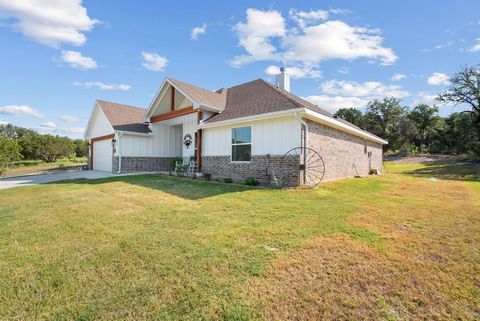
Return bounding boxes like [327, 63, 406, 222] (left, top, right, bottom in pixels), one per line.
[170, 86, 175, 112]
[196, 128, 202, 172]
[91, 133, 115, 143]
[150, 106, 195, 123]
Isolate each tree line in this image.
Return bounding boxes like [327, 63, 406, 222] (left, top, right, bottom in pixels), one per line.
[334, 65, 480, 155]
[0, 124, 88, 175]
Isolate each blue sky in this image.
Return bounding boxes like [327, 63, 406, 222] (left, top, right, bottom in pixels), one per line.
[0, 0, 479, 138]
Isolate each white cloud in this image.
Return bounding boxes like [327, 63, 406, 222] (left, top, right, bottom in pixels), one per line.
[0, 121, 8, 125]
[59, 50, 97, 69]
[303, 79, 409, 113]
[265, 65, 321, 79]
[303, 95, 369, 113]
[60, 114, 79, 122]
[427, 72, 449, 86]
[40, 121, 56, 128]
[191, 23, 207, 40]
[329, 8, 352, 15]
[74, 81, 131, 91]
[141, 51, 168, 71]
[0, 105, 43, 118]
[289, 9, 329, 28]
[337, 66, 349, 74]
[0, 0, 98, 47]
[412, 92, 437, 106]
[320, 80, 410, 98]
[282, 20, 397, 66]
[231, 8, 397, 70]
[231, 9, 286, 67]
[468, 38, 480, 52]
[391, 73, 406, 81]
[65, 126, 85, 133]
[422, 40, 455, 52]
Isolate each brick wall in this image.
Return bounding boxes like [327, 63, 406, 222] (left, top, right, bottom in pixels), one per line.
[306, 120, 383, 181]
[113, 156, 174, 173]
[202, 155, 300, 185]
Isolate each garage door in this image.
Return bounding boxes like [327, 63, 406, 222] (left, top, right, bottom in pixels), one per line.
[92, 139, 113, 172]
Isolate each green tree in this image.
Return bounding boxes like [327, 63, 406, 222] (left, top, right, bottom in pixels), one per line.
[433, 112, 478, 154]
[437, 65, 480, 134]
[0, 124, 37, 139]
[408, 104, 440, 152]
[364, 97, 407, 151]
[334, 108, 365, 128]
[25, 134, 74, 162]
[0, 136, 22, 176]
[73, 139, 88, 157]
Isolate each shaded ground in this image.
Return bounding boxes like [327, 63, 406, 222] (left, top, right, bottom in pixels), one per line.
[0, 161, 478, 320]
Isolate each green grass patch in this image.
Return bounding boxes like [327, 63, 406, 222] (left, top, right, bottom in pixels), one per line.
[0, 163, 478, 320]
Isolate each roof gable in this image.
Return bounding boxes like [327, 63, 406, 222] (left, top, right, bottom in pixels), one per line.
[96, 100, 150, 134]
[143, 77, 227, 121]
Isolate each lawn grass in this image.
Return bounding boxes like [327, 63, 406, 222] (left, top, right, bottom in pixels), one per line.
[0, 162, 479, 320]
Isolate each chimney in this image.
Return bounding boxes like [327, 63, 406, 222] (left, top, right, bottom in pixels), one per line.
[275, 66, 290, 92]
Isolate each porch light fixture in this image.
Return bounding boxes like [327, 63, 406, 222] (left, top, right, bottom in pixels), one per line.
[111, 138, 116, 147]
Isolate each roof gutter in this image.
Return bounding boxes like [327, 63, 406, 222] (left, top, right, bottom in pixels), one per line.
[302, 109, 388, 145]
[114, 130, 153, 137]
[199, 107, 387, 145]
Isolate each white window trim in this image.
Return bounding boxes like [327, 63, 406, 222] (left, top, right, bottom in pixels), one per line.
[230, 125, 253, 163]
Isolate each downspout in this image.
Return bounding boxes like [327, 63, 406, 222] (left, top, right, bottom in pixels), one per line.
[116, 133, 123, 174]
[295, 112, 308, 184]
[295, 112, 308, 148]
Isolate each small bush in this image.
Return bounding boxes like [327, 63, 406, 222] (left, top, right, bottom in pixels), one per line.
[204, 173, 212, 181]
[169, 157, 182, 171]
[245, 177, 260, 186]
[224, 177, 233, 183]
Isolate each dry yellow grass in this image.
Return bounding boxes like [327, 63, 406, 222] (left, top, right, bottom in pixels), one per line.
[247, 174, 480, 320]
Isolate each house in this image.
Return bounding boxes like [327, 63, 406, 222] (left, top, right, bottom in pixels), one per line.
[84, 69, 387, 186]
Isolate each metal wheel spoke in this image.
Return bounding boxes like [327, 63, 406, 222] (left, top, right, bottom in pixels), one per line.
[281, 147, 325, 188]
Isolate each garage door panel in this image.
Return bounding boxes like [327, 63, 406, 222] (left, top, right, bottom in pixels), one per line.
[93, 140, 113, 172]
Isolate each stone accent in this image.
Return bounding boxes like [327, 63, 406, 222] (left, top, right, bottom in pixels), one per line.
[306, 120, 383, 182]
[113, 156, 174, 173]
[201, 155, 299, 185]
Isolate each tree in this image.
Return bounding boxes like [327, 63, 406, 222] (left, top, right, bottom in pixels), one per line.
[437, 65, 480, 133]
[335, 108, 365, 128]
[24, 135, 74, 162]
[408, 104, 440, 152]
[73, 139, 88, 157]
[364, 97, 407, 151]
[0, 136, 22, 176]
[0, 124, 37, 139]
[433, 112, 478, 154]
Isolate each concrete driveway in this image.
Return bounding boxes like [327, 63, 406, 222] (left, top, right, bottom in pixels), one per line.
[0, 171, 128, 190]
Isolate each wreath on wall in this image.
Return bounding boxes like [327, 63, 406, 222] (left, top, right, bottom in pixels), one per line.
[183, 134, 192, 149]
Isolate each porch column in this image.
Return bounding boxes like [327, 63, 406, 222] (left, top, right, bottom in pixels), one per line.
[196, 111, 203, 172]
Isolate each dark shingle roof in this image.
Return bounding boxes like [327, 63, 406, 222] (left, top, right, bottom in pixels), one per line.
[204, 79, 333, 123]
[203, 79, 384, 141]
[96, 100, 151, 134]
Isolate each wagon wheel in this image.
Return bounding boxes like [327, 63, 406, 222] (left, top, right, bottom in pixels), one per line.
[280, 147, 326, 188]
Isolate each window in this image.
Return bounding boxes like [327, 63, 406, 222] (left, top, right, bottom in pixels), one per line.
[231, 126, 251, 162]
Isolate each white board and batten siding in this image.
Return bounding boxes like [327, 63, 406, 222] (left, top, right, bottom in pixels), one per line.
[202, 116, 301, 157]
[87, 106, 114, 139]
[117, 113, 197, 159]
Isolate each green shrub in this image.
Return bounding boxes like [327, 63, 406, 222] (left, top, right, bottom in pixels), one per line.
[204, 173, 212, 181]
[245, 177, 259, 186]
[224, 177, 233, 183]
[169, 157, 182, 171]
